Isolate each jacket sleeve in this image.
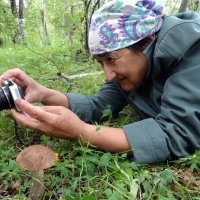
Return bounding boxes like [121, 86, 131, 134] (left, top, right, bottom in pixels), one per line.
[66, 81, 129, 123]
[124, 16, 200, 164]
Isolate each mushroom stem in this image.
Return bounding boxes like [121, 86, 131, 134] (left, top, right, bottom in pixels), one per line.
[28, 169, 45, 200]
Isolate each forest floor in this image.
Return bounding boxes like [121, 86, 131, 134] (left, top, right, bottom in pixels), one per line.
[0, 44, 199, 200]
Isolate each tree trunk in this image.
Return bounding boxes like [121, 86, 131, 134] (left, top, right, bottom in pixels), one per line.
[40, 0, 50, 45]
[10, 0, 17, 17]
[84, 0, 90, 52]
[97, 0, 100, 8]
[69, 5, 75, 44]
[194, 0, 200, 11]
[10, 0, 18, 43]
[179, 0, 189, 12]
[18, 0, 25, 41]
[62, 0, 68, 40]
[84, 0, 101, 53]
[34, 0, 42, 40]
[11, 0, 25, 43]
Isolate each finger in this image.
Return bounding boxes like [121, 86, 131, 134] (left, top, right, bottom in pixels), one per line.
[15, 99, 57, 123]
[42, 106, 64, 115]
[11, 109, 41, 129]
[10, 78, 28, 89]
[0, 68, 28, 87]
[1, 68, 23, 80]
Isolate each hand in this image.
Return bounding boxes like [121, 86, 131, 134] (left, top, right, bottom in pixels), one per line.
[12, 100, 130, 153]
[11, 99, 86, 139]
[0, 68, 48, 103]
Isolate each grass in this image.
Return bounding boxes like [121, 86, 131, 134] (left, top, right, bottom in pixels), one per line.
[0, 43, 200, 200]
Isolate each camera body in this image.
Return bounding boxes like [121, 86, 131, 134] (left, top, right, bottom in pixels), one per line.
[0, 79, 24, 111]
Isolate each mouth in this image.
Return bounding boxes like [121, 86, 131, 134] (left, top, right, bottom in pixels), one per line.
[116, 78, 126, 85]
[115, 75, 126, 82]
[116, 78, 135, 91]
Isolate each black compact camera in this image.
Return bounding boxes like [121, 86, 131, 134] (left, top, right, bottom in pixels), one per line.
[0, 79, 24, 111]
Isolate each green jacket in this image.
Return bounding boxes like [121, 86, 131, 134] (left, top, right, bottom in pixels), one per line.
[66, 12, 200, 164]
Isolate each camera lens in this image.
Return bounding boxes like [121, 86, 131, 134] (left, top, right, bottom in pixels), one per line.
[0, 87, 14, 111]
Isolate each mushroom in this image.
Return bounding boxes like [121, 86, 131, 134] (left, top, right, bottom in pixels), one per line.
[16, 144, 58, 200]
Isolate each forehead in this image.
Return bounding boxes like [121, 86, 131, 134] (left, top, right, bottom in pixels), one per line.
[94, 50, 124, 61]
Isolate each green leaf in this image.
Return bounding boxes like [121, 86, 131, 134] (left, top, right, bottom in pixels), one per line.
[82, 195, 96, 200]
[102, 105, 113, 120]
[143, 180, 153, 194]
[104, 188, 113, 197]
[108, 191, 123, 200]
[130, 179, 139, 198]
[85, 160, 95, 177]
[160, 169, 174, 184]
[99, 153, 112, 167]
[153, 177, 161, 185]
[190, 162, 198, 171]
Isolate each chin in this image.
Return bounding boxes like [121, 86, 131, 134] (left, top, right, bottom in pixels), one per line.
[120, 84, 135, 92]
[118, 80, 136, 91]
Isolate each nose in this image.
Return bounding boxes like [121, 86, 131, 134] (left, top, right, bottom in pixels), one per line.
[102, 64, 116, 81]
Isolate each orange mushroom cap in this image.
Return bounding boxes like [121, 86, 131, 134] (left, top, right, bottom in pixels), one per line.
[16, 145, 58, 171]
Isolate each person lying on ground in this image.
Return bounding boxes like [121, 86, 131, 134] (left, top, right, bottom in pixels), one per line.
[1, 0, 200, 164]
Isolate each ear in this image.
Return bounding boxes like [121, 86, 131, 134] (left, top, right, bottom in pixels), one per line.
[140, 34, 156, 51]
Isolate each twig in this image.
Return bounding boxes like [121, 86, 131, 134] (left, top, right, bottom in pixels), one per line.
[57, 71, 102, 80]
[23, 43, 62, 73]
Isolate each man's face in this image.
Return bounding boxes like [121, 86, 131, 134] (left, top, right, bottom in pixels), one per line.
[94, 48, 148, 92]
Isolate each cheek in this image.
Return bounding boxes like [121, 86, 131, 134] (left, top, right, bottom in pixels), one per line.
[132, 62, 148, 80]
[127, 67, 147, 86]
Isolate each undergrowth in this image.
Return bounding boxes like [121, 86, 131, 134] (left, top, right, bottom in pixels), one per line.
[0, 43, 199, 199]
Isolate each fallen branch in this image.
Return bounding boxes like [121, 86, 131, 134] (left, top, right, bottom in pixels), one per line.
[57, 71, 102, 80]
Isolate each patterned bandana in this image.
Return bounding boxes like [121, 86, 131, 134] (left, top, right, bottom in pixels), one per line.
[89, 0, 165, 55]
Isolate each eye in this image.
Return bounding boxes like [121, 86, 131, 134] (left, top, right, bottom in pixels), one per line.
[107, 57, 115, 63]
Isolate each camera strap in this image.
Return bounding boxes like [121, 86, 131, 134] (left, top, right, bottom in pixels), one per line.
[14, 120, 25, 145]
